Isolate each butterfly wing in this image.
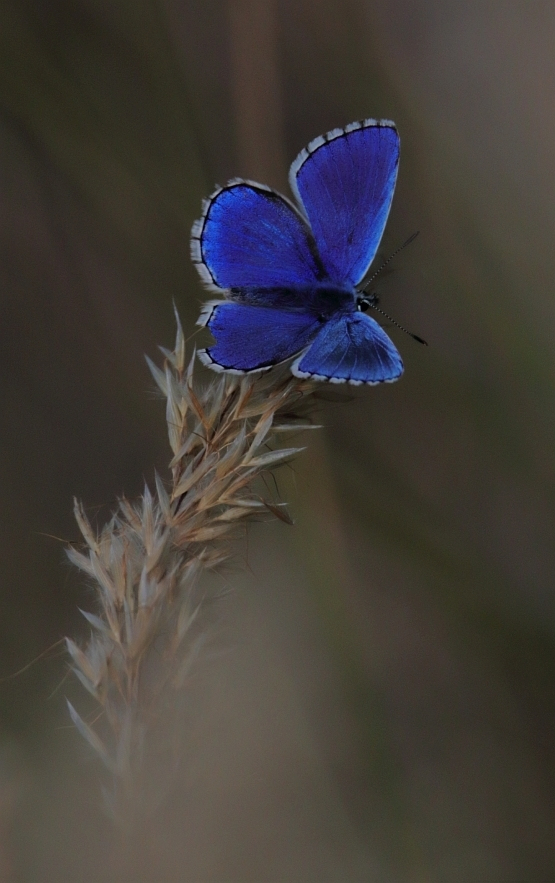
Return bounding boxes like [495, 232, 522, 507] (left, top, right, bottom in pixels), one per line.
[198, 301, 321, 373]
[191, 180, 327, 291]
[289, 120, 400, 287]
[292, 312, 403, 385]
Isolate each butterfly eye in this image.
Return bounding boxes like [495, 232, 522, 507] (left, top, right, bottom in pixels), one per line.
[358, 293, 380, 312]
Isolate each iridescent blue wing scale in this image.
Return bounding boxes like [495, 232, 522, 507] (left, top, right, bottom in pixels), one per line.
[190, 180, 326, 291]
[292, 313, 403, 385]
[197, 301, 321, 374]
[289, 119, 400, 286]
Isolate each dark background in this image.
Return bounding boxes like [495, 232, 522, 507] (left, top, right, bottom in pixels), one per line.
[1, 1, 555, 880]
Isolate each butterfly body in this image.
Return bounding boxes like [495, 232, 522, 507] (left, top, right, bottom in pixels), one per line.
[228, 283, 357, 316]
[192, 119, 404, 385]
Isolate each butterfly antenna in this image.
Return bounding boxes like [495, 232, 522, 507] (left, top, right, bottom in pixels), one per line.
[362, 230, 420, 292]
[367, 302, 428, 345]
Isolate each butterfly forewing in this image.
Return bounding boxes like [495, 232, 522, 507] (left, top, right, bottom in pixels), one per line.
[289, 120, 400, 287]
[191, 181, 325, 291]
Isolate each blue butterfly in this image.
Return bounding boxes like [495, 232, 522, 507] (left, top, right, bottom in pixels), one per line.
[191, 119, 403, 385]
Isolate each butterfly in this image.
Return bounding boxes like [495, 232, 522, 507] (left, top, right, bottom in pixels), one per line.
[191, 119, 404, 385]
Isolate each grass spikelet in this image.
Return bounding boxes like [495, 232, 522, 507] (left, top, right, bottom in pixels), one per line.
[65, 315, 319, 825]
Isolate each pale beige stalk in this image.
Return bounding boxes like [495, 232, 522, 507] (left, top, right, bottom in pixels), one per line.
[65, 311, 320, 824]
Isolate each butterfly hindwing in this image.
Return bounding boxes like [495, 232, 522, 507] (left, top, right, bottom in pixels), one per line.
[292, 312, 403, 385]
[191, 181, 326, 291]
[289, 120, 400, 287]
[198, 301, 321, 373]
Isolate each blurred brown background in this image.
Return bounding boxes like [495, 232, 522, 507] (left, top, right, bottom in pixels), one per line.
[1, 0, 555, 880]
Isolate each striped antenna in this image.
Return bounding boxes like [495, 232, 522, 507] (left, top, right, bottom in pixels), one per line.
[363, 301, 428, 345]
[362, 230, 420, 292]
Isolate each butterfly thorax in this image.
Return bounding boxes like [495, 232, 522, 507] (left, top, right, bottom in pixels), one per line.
[229, 284, 357, 320]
